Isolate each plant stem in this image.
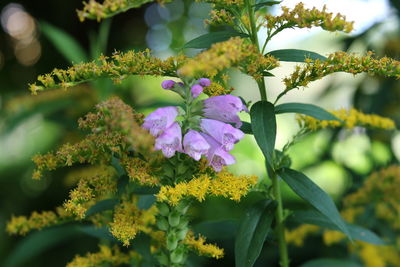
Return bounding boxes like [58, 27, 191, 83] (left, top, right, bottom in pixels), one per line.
[245, 1, 289, 265]
[245, 0, 268, 101]
[271, 172, 289, 267]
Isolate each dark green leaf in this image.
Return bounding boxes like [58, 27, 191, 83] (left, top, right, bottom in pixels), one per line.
[240, 121, 253, 134]
[262, 71, 275, 77]
[253, 1, 281, 11]
[3, 226, 80, 267]
[250, 101, 276, 165]
[138, 195, 156, 210]
[275, 102, 340, 121]
[301, 258, 362, 267]
[291, 210, 385, 245]
[278, 168, 351, 239]
[77, 225, 117, 241]
[39, 21, 87, 63]
[183, 31, 249, 49]
[235, 200, 276, 267]
[85, 198, 119, 217]
[266, 49, 327, 62]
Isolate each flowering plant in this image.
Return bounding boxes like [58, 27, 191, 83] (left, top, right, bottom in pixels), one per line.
[5, 0, 400, 267]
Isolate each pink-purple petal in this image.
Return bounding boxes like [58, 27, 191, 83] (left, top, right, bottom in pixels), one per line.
[200, 119, 244, 151]
[142, 107, 178, 137]
[183, 130, 210, 160]
[154, 122, 182, 158]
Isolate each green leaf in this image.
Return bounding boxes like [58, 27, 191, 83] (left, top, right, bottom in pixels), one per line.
[275, 102, 340, 121]
[235, 200, 276, 267]
[183, 31, 249, 49]
[291, 210, 385, 245]
[253, 1, 281, 11]
[240, 121, 253, 134]
[3, 225, 80, 267]
[85, 198, 119, 217]
[300, 258, 362, 267]
[266, 49, 327, 62]
[39, 21, 88, 63]
[250, 101, 276, 166]
[278, 168, 351, 239]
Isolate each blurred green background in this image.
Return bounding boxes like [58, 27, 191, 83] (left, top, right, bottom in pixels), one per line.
[0, 0, 399, 266]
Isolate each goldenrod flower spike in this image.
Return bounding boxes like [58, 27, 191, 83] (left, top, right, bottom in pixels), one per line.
[156, 170, 257, 206]
[67, 245, 140, 267]
[29, 50, 186, 94]
[178, 37, 279, 80]
[265, 3, 354, 33]
[184, 232, 224, 259]
[297, 108, 396, 131]
[283, 51, 400, 93]
[77, 0, 170, 22]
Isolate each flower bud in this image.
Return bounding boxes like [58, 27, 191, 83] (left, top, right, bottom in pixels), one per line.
[168, 211, 180, 227]
[176, 227, 188, 241]
[170, 246, 185, 263]
[191, 84, 203, 98]
[157, 202, 170, 216]
[198, 78, 211, 87]
[161, 80, 176, 89]
[167, 232, 178, 250]
[156, 216, 169, 231]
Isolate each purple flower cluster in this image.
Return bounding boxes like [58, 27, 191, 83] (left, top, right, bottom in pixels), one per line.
[143, 79, 247, 171]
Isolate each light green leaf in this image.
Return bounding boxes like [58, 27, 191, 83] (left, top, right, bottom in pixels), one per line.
[235, 200, 276, 267]
[183, 31, 249, 49]
[266, 49, 327, 62]
[278, 168, 351, 239]
[291, 210, 385, 245]
[275, 102, 340, 121]
[40, 21, 88, 63]
[250, 101, 276, 166]
[300, 258, 362, 267]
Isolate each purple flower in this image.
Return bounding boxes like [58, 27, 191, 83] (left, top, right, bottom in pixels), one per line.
[155, 122, 182, 158]
[191, 84, 203, 98]
[200, 119, 244, 151]
[201, 133, 235, 171]
[161, 80, 176, 90]
[183, 130, 210, 160]
[198, 78, 211, 87]
[203, 95, 248, 128]
[142, 107, 178, 137]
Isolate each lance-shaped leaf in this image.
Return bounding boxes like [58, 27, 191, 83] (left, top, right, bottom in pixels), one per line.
[183, 31, 248, 49]
[275, 102, 340, 121]
[235, 200, 277, 267]
[290, 210, 384, 245]
[240, 121, 253, 134]
[40, 21, 88, 63]
[250, 101, 276, 166]
[278, 168, 351, 238]
[266, 49, 327, 62]
[85, 198, 119, 217]
[253, 1, 281, 11]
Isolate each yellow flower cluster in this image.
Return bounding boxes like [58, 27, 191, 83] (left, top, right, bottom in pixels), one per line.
[206, 9, 235, 26]
[343, 165, 400, 229]
[202, 81, 233, 96]
[6, 207, 71, 235]
[67, 245, 140, 267]
[109, 196, 141, 246]
[264, 3, 354, 33]
[64, 170, 117, 218]
[64, 165, 115, 186]
[350, 242, 400, 267]
[77, 0, 163, 22]
[32, 97, 155, 180]
[184, 232, 224, 259]
[178, 37, 279, 80]
[322, 230, 346, 246]
[156, 170, 257, 206]
[297, 108, 396, 131]
[29, 50, 186, 94]
[121, 156, 160, 185]
[284, 51, 400, 91]
[285, 224, 320, 247]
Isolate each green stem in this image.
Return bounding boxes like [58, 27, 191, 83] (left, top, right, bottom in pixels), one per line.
[245, 0, 268, 101]
[271, 172, 289, 267]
